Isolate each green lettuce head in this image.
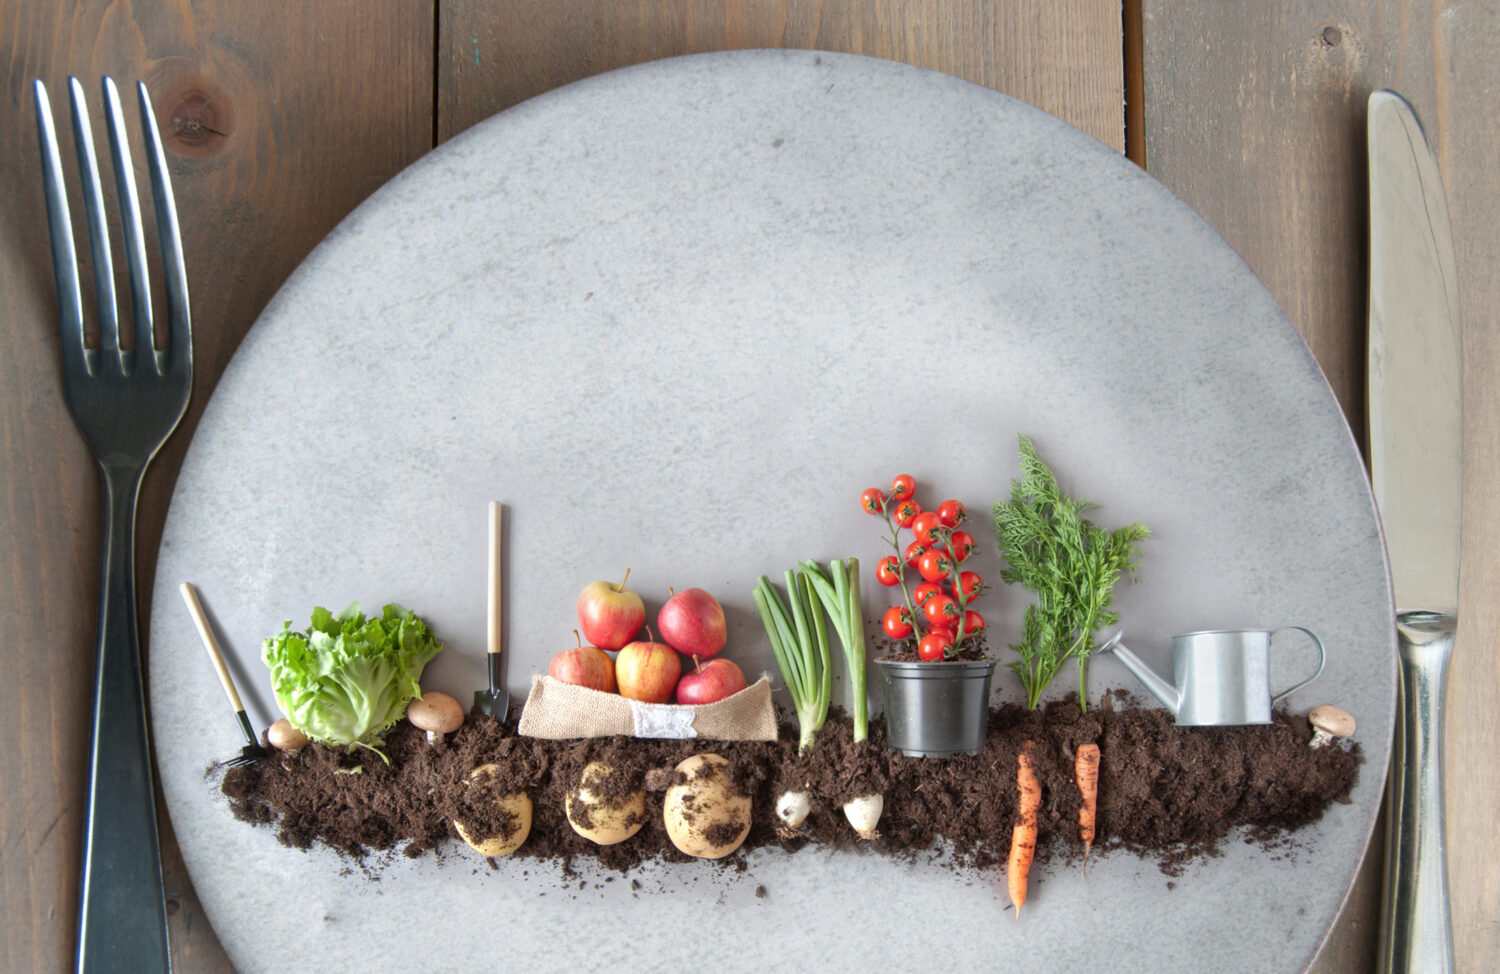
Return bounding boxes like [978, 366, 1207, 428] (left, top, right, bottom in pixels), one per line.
[263, 602, 443, 750]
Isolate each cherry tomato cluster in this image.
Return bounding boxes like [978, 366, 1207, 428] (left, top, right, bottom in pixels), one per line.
[861, 474, 985, 661]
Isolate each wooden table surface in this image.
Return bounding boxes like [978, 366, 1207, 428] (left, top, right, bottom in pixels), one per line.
[2, 2, 1495, 971]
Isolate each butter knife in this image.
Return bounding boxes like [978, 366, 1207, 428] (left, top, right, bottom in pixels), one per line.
[1367, 88, 1462, 974]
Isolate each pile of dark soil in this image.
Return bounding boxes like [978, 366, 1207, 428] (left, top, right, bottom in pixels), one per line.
[219, 694, 1360, 879]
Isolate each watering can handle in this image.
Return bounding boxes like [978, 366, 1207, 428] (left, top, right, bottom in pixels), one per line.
[1270, 626, 1327, 703]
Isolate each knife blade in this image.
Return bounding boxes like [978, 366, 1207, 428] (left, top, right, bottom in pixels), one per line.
[1367, 88, 1463, 974]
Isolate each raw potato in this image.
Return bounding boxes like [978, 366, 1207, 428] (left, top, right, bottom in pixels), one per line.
[663, 753, 751, 859]
[453, 763, 532, 857]
[566, 761, 646, 846]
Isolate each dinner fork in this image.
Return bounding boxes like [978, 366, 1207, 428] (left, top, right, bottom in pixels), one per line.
[36, 77, 192, 973]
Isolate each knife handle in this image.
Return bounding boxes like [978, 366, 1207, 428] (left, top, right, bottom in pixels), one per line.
[1379, 610, 1456, 974]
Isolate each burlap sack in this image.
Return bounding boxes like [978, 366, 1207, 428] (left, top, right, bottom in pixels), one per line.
[517, 674, 778, 741]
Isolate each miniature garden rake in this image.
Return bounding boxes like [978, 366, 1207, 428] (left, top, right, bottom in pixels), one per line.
[180, 581, 271, 767]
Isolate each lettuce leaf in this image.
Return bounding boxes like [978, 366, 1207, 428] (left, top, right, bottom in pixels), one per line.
[262, 602, 443, 749]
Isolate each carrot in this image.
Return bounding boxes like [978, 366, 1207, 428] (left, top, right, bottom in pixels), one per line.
[1008, 742, 1040, 917]
[1075, 742, 1100, 873]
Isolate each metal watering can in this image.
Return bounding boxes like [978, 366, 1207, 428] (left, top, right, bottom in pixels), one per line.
[1097, 628, 1326, 726]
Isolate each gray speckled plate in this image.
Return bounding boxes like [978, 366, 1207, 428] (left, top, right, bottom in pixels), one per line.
[149, 50, 1393, 974]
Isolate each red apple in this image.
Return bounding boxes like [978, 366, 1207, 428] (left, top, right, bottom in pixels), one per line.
[676, 657, 747, 706]
[657, 587, 727, 659]
[549, 634, 616, 692]
[576, 571, 645, 650]
[615, 636, 681, 703]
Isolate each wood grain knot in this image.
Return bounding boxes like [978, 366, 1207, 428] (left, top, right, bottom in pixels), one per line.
[1321, 26, 1343, 47]
[159, 78, 234, 158]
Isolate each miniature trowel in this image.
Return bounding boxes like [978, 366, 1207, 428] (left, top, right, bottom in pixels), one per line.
[475, 500, 508, 720]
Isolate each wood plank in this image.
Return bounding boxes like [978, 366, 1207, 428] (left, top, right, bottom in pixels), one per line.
[0, 2, 435, 970]
[438, 0, 1125, 151]
[1140, 3, 1500, 970]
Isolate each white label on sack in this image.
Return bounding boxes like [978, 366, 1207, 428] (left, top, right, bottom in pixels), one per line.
[629, 700, 698, 739]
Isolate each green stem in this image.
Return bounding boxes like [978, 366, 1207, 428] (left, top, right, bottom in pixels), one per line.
[797, 718, 818, 756]
[844, 558, 868, 743]
[799, 572, 833, 729]
[799, 558, 869, 744]
[755, 569, 831, 756]
[878, 496, 922, 648]
[943, 531, 967, 652]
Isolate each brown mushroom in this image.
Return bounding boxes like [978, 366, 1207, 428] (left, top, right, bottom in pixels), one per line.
[407, 691, 465, 745]
[1308, 705, 1355, 749]
[266, 718, 309, 755]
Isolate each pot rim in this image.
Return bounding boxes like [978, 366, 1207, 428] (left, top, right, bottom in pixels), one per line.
[874, 657, 996, 673]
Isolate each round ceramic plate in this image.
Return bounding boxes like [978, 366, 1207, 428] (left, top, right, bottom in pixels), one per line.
[149, 50, 1393, 973]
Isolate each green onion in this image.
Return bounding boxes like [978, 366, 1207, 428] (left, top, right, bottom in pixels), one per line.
[753, 569, 832, 755]
[799, 558, 867, 744]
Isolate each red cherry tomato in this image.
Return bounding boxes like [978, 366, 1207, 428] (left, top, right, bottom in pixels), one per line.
[913, 581, 943, 606]
[882, 606, 914, 639]
[922, 593, 959, 627]
[960, 609, 986, 639]
[860, 487, 886, 516]
[949, 530, 976, 561]
[890, 498, 920, 528]
[917, 550, 953, 583]
[876, 556, 902, 586]
[937, 499, 967, 527]
[917, 630, 952, 661]
[911, 511, 944, 546]
[890, 474, 916, 503]
[904, 540, 930, 566]
[952, 570, 984, 601]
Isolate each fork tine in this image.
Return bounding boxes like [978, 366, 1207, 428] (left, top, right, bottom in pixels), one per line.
[102, 77, 158, 373]
[66, 78, 123, 362]
[33, 81, 90, 376]
[136, 81, 191, 377]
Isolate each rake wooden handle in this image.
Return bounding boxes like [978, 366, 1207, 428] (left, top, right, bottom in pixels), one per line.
[179, 581, 245, 713]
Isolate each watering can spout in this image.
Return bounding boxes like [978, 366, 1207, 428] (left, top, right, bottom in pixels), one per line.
[1097, 631, 1181, 716]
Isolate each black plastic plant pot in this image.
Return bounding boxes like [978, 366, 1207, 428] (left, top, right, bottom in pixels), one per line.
[875, 658, 997, 758]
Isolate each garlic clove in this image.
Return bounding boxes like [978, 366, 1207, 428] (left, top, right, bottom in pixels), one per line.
[843, 793, 884, 840]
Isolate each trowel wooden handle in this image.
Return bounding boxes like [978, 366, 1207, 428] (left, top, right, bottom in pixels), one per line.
[487, 501, 503, 658]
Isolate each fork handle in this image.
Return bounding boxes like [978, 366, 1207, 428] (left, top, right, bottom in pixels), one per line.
[78, 467, 171, 973]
